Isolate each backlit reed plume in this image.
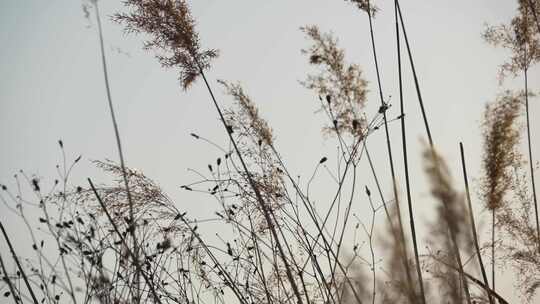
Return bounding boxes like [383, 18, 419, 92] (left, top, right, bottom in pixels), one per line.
[495, 161, 540, 300]
[219, 80, 274, 147]
[301, 25, 369, 138]
[344, 0, 379, 16]
[481, 92, 523, 213]
[481, 90, 523, 291]
[377, 204, 420, 304]
[483, 1, 540, 80]
[423, 145, 474, 304]
[485, 91, 540, 301]
[522, 0, 540, 33]
[114, 0, 218, 89]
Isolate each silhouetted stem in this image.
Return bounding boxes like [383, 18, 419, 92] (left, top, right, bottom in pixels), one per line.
[393, 1, 427, 302]
[395, 0, 433, 146]
[93, 3, 141, 301]
[525, 66, 540, 253]
[460, 142, 494, 304]
[0, 221, 39, 304]
[364, 2, 419, 301]
[0, 251, 21, 304]
[492, 209, 496, 291]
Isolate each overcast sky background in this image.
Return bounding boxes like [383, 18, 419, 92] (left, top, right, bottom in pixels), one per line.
[1, 0, 539, 302]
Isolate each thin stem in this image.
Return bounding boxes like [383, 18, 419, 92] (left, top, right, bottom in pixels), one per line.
[446, 216, 472, 304]
[365, 2, 418, 301]
[460, 142, 494, 304]
[396, 0, 434, 146]
[0, 221, 39, 304]
[0, 251, 21, 304]
[492, 209, 495, 291]
[394, 1, 426, 302]
[524, 65, 539, 253]
[93, 3, 141, 301]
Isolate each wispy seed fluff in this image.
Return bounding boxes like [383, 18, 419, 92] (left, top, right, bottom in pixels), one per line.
[481, 91, 524, 211]
[344, 0, 379, 16]
[301, 25, 368, 138]
[115, 0, 218, 89]
[218, 80, 274, 146]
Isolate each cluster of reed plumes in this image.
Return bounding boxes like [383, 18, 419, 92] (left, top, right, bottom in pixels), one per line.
[1, 0, 539, 303]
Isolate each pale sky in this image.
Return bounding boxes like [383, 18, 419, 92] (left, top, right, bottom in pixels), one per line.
[1, 0, 539, 302]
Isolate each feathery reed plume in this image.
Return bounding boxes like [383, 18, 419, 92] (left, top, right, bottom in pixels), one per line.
[377, 204, 419, 304]
[481, 90, 524, 291]
[483, 1, 540, 81]
[523, 0, 540, 34]
[219, 80, 274, 147]
[481, 92, 523, 215]
[114, 0, 218, 89]
[495, 161, 540, 300]
[301, 25, 368, 138]
[423, 145, 473, 304]
[344, 0, 379, 16]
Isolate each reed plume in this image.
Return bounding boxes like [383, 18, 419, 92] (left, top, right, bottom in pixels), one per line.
[301, 25, 369, 139]
[496, 162, 540, 300]
[377, 204, 420, 304]
[483, 1, 540, 80]
[481, 90, 524, 291]
[423, 145, 473, 304]
[114, 0, 218, 89]
[219, 80, 274, 147]
[481, 92, 523, 212]
[344, 0, 379, 16]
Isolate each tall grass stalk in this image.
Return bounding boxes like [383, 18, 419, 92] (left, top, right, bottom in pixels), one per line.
[0, 253, 19, 304]
[392, 1, 427, 302]
[0, 222, 39, 304]
[459, 143, 494, 304]
[364, 2, 420, 302]
[395, 0, 433, 146]
[93, 3, 141, 302]
[522, 6, 540, 252]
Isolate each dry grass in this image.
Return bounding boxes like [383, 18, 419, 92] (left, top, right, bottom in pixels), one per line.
[0, 1, 539, 304]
